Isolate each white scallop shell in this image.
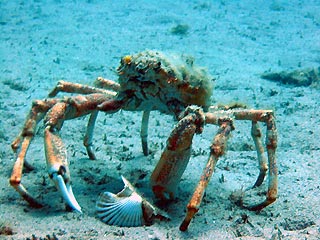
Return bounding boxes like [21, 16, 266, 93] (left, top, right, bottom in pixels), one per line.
[96, 176, 144, 227]
[96, 176, 170, 227]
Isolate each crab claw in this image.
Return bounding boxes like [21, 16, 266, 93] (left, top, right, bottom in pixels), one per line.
[52, 173, 82, 213]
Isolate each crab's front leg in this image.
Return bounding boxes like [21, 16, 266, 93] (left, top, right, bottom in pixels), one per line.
[179, 117, 234, 231]
[42, 94, 116, 212]
[43, 101, 82, 212]
[47, 80, 118, 160]
[150, 106, 205, 201]
[10, 99, 60, 208]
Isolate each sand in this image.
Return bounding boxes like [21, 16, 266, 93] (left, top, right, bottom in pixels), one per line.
[0, 1, 319, 239]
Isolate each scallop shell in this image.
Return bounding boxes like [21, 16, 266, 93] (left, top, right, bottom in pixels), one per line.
[96, 176, 169, 227]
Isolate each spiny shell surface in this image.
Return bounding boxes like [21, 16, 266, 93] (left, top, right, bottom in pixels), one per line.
[117, 50, 214, 113]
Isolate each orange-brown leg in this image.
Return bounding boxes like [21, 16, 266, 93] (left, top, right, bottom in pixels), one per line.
[10, 99, 58, 207]
[251, 121, 268, 188]
[179, 118, 234, 231]
[42, 94, 117, 211]
[44, 123, 82, 212]
[150, 106, 205, 201]
[45, 93, 128, 210]
[10, 136, 43, 208]
[48, 80, 116, 98]
[206, 109, 278, 211]
[10, 94, 112, 210]
[48, 81, 118, 160]
[245, 112, 278, 210]
[94, 77, 121, 92]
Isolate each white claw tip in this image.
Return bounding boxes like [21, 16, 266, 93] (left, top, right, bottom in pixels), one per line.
[53, 174, 82, 213]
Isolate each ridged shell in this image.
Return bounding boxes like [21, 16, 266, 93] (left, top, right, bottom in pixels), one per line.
[96, 176, 170, 227]
[96, 177, 144, 227]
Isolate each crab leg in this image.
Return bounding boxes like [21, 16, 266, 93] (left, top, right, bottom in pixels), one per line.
[44, 126, 81, 212]
[10, 99, 59, 207]
[10, 93, 113, 210]
[47, 81, 117, 159]
[10, 136, 43, 208]
[94, 77, 121, 92]
[48, 80, 116, 98]
[42, 94, 115, 211]
[83, 111, 99, 160]
[141, 111, 150, 156]
[246, 112, 278, 210]
[206, 109, 278, 208]
[180, 117, 234, 231]
[251, 121, 268, 187]
[11, 99, 55, 153]
[150, 106, 205, 201]
[224, 110, 278, 210]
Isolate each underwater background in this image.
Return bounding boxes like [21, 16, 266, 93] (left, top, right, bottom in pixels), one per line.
[0, 1, 319, 239]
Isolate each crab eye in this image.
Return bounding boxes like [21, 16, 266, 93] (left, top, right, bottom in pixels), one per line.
[122, 55, 132, 65]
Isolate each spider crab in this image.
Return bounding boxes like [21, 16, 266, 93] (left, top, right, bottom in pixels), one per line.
[9, 50, 277, 231]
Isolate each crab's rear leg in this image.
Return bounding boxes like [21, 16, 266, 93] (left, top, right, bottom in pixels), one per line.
[48, 79, 118, 98]
[82, 111, 99, 160]
[251, 121, 268, 188]
[245, 111, 278, 211]
[179, 117, 234, 231]
[94, 77, 121, 92]
[150, 106, 205, 201]
[140, 111, 150, 156]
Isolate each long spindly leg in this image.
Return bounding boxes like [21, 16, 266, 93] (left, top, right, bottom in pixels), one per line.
[141, 111, 150, 156]
[220, 109, 278, 211]
[208, 109, 278, 211]
[11, 99, 57, 152]
[246, 112, 278, 211]
[10, 136, 43, 208]
[10, 99, 59, 207]
[251, 121, 268, 188]
[42, 94, 115, 212]
[10, 93, 112, 210]
[48, 80, 117, 98]
[82, 94, 125, 160]
[44, 122, 82, 212]
[47, 80, 117, 159]
[83, 111, 99, 160]
[94, 77, 121, 92]
[179, 118, 234, 231]
[150, 106, 205, 201]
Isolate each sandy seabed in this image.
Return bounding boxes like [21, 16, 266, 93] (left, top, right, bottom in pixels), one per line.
[0, 1, 319, 239]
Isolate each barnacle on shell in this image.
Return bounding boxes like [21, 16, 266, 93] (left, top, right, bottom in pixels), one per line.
[116, 50, 214, 113]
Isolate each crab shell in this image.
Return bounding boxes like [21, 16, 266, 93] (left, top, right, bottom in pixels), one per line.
[116, 50, 214, 115]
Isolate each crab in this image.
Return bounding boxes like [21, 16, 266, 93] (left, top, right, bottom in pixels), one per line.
[9, 50, 278, 231]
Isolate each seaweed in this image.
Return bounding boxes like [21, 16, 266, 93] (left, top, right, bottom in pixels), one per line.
[170, 24, 190, 36]
[261, 67, 320, 87]
[2, 78, 30, 91]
